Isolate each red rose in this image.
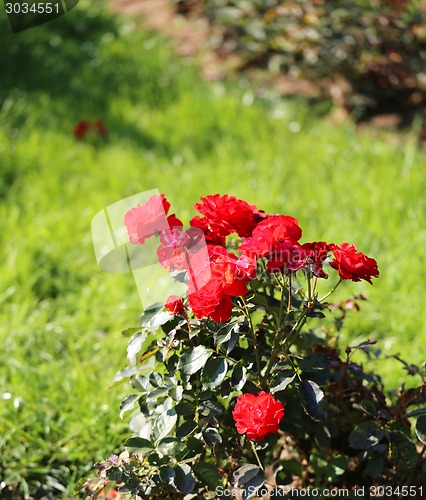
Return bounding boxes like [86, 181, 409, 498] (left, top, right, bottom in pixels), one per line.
[330, 243, 379, 284]
[233, 392, 285, 441]
[239, 215, 302, 259]
[190, 215, 226, 246]
[157, 228, 191, 271]
[188, 279, 233, 322]
[73, 120, 90, 138]
[165, 295, 185, 315]
[125, 194, 172, 244]
[188, 246, 255, 322]
[193, 194, 265, 238]
[300, 241, 330, 278]
[266, 240, 305, 274]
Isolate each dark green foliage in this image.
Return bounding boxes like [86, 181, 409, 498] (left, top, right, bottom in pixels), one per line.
[175, 0, 426, 121]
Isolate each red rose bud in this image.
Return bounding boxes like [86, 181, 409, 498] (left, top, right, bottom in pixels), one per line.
[165, 295, 185, 315]
[233, 391, 284, 441]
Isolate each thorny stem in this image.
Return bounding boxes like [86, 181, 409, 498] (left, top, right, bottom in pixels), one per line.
[239, 297, 263, 387]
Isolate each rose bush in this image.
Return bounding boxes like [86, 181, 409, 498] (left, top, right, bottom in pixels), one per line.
[85, 194, 426, 499]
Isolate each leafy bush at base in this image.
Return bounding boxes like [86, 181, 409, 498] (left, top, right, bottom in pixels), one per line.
[85, 193, 426, 498]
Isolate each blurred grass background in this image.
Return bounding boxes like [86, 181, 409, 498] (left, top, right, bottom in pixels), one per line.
[0, 0, 425, 497]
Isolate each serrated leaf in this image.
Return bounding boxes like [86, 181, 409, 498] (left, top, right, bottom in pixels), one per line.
[177, 346, 213, 375]
[349, 421, 384, 450]
[152, 407, 177, 444]
[127, 331, 148, 366]
[119, 394, 139, 419]
[233, 464, 259, 486]
[192, 462, 222, 490]
[415, 416, 426, 445]
[299, 380, 327, 420]
[124, 437, 154, 456]
[202, 358, 228, 390]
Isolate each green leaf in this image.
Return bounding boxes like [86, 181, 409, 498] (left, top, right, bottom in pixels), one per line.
[140, 307, 171, 331]
[299, 380, 327, 421]
[349, 421, 385, 450]
[175, 401, 195, 416]
[124, 437, 154, 456]
[233, 464, 259, 486]
[157, 437, 185, 456]
[365, 456, 384, 479]
[169, 385, 184, 402]
[176, 420, 198, 439]
[174, 464, 195, 494]
[203, 427, 222, 447]
[127, 331, 148, 366]
[146, 386, 169, 402]
[130, 374, 151, 392]
[202, 358, 228, 390]
[242, 474, 265, 500]
[159, 465, 175, 485]
[389, 431, 418, 470]
[231, 365, 247, 391]
[192, 462, 222, 490]
[112, 366, 139, 385]
[403, 406, 426, 418]
[119, 394, 139, 419]
[149, 372, 163, 387]
[270, 371, 295, 394]
[122, 327, 141, 338]
[152, 407, 177, 444]
[178, 346, 213, 375]
[416, 416, 426, 445]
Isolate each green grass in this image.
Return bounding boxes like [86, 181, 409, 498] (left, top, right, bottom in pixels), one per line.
[1, 1, 425, 497]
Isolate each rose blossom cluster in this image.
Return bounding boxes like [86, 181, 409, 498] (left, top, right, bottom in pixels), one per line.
[124, 193, 379, 323]
[124, 193, 379, 443]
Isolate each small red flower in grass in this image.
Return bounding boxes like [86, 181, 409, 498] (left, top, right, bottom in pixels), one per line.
[329, 243, 379, 284]
[233, 391, 284, 441]
[73, 120, 90, 138]
[73, 119, 108, 139]
[93, 119, 108, 137]
[165, 295, 185, 315]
